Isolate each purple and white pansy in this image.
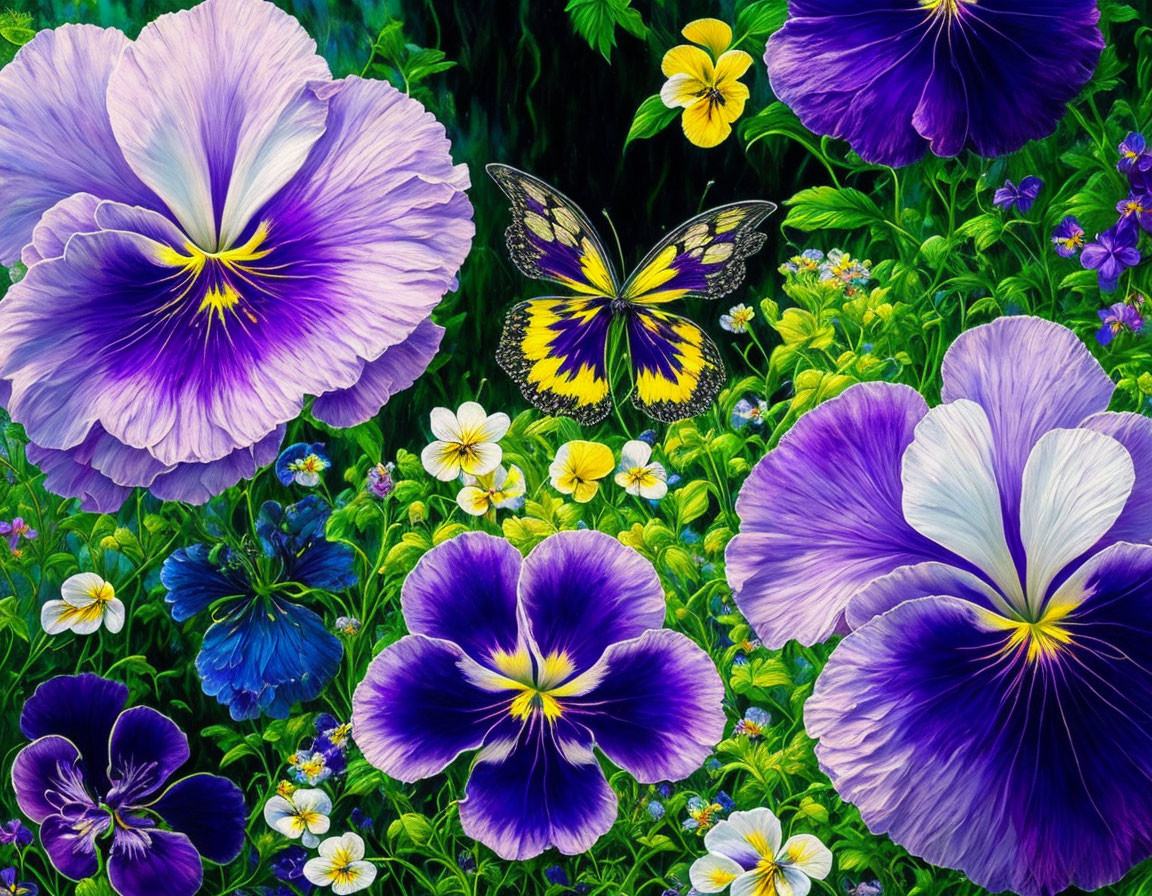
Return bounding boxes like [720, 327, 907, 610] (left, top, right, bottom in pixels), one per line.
[727, 315, 1152, 895]
[0, 0, 473, 511]
[351, 529, 725, 860]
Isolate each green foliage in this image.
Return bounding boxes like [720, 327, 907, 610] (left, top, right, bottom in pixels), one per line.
[564, 0, 647, 61]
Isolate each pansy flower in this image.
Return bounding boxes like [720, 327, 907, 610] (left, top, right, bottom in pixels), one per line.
[992, 176, 1043, 213]
[682, 796, 725, 834]
[549, 440, 614, 503]
[421, 402, 510, 482]
[0, 822, 31, 849]
[1096, 302, 1144, 346]
[264, 788, 331, 848]
[732, 397, 768, 430]
[689, 808, 832, 896]
[40, 572, 124, 636]
[160, 495, 355, 720]
[734, 707, 771, 738]
[11, 674, 245, 896]
[0, 518, 35, 552]
[1051, 215, 1085, 257]
[766, 1, 1103, 166]
[456, 464, 526, 516]
[727, 316, 1152, 894]
[1119, 132, 1152, 175]
[334, 616, 362, 637]
[303, 833, 375, 895]
[719, 304, 755, 334]
[352, 530, 725, 859]
[614, 440, 669, 500]
[1082, 225, 1141, 291]
[660, 19, 752, 148]
[0, 868, 35, 896]
[366, 462, 395, 499]
[276, 443, 331, 488]
[1116, 192, 1152, 235]
[0, 0, 473, 512]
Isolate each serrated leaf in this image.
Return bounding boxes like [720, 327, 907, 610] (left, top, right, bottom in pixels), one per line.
[782, 186, 884, 232]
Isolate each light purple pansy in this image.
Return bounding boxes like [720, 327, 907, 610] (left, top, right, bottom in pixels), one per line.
[765, 1, 1103, 167]
[11, 674, 245, 896]
[728, 316, 1152, 895]
[0, 0, 474, 512]
[351, 530, 725, 861]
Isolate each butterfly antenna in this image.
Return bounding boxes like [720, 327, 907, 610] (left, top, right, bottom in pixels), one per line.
[601, 210, 627, 277]
[696, 180, 716, 214]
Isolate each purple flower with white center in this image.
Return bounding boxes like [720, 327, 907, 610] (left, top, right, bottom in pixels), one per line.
[1051, 215, 1085, 257]
[276, 443, 330, 488]
[732, 398, 768, 430]
[351, 530, 725, 860]
[0, 868, 35, 896]
[11, 674, 245, 896]
[766, 1, 1103, 167]
[0, 822, 31, 849]
[1119, 132, 1152, 176]
[0, 0, 473, 513]
[1082, 225, 1141, 292]
[0, 518, 36, 552]
[1095, 302, 1145, 346]
[992, 176, 1043, 213]
[727, 315, 1152, 895]
[1116, 192, 1152, 235]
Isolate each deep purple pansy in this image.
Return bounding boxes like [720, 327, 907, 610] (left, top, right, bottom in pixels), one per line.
[351, 530, 725, 860]
[1096, 302, 1144, 346]
[0, 0, 474, 512]
[727, 316, 1152, 895]
[992, 176, 1043, 213]
[1116, 192, 1152, 236]
[1119, 132, 1152, 176]
[11, 674, 245, 896]
[1082, 225, 1141, 292]
[765, 1, 1103, 167]
[1051, 215, 1085, 258]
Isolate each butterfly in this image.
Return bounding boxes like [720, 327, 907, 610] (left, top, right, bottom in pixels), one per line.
[488, 163, 775, 425]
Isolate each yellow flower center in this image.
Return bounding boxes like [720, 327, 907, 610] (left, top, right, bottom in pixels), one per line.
[920, 0, 976, 17]
[986, 603, 1075, 664]
[490, 650, 579, 722]
[326, 847, 363, 885]
[155, 221, 273, 322]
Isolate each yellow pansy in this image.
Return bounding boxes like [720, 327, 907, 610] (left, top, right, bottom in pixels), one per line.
[660, 19, 752, 149]
[549, 440, 614, 504]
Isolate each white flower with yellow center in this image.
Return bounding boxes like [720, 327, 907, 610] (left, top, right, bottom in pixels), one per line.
[41, 572, 124, 636]
[457, 464, 526, 516]
[303, 832, 377, 895]
[263, 787, 332, 848]
[689, 807, 832, 896]
[421, 401, 510, 481]
[720, 303, 756, 334]
[614, 440, 669, 500]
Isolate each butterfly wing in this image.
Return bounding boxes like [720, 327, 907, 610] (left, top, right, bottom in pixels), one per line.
[487, 163, 620, 297]
[626, 306, 725, 422]
[621, 200, 776, 304]
[496, 296, 615, 425]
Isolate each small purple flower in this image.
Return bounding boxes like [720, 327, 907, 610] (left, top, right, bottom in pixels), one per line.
[545, 866, 570, 887]
[732, 397, 768, 430]
[735, 706, 772, 738]
[1051, 215, 1086, 257]
[1082, 226, 1141, 291]
[0, 518, 36, 552]
[287, 748, 332, 786]
[638, 429, 658, 446]
[715, 791, 735, 812]
[1116, 193, 1152, 235]
[0, 868, 36, 896]
[1095, 302, 1144, 346]
[846, 881, 883, 896]
[271, 845, 312, 893]
[0, 822, 31, 849]
[992, 176, 1043, 213]
[349, 807, 373, 831]
[275, 443, 330, 488]
[351, 530, 725, 860]
[366, 462, 395, 499]
[12, 674, 245, 896]
[1119, 132, 1152, 175]
[334, 615, 362, 637]
[456, 850, 477, 874]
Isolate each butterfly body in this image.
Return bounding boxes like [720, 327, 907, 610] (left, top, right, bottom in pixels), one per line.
[488, 164, 775, 424]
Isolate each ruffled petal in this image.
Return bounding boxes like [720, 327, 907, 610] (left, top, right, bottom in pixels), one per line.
[846, 561, 1007, 629]
[21, 192, 101, 267]
[1081, 411, 1152, 546]
[400, 531, 523, 665]
[108, 829, 203, 896]
[160, 544, 251, 623]
[351, 634, 507, 782]
[517, 530, 666, 674]
[459, 717, 618, 860]
[807, 544, 1152, 896]
[727, 382, 954, 648]
[148, 773, 246, 864]
[105, 0, 330, 249]
[565, 630, 724, 782]
[0, 25, 156, 264]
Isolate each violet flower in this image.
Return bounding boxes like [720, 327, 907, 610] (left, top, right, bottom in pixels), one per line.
[1119, 132, 1152, 176]
[0, 518, 36, 552]
[765, 1, 1103, 166]
[351, 530, 725, 860]
[1096, 302, 1144, 346]
[1082, 226, 1141, 291]
[993, 176, 1043, 213]
[1116, 192, 1152, 235]
[11, 674, 245, 896]
[1051, 216, 1085, 257]
[727, 316, 1152, 895]
[0, 0, 474, 512]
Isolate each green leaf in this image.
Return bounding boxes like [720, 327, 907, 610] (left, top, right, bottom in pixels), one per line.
[625, 94, 679, 149]
[741, 101, 806, 149]
[565, 0, 645, 60]
[734, 0, 786, 42]
[781, 186, 884, 231]
[956, 213, 1004, 251]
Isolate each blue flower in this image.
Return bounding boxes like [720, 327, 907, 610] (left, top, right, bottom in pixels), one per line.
[457, 850, 477, 873]
[993, 176, 1043, 213]
[160, 497, 355, 720]
[350, 808, 374, 831]
[275, 443, 331, 488]
[647, 800, 666, 820]
[1119, 132, 1152, 176]
[545, 866, 570, 887]
[271, 845, 312, 893]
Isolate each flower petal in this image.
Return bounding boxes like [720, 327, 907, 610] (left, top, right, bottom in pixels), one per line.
[565, 630, 724, 782]
[103, 598, 126, 634]
[901, 399, 1023, 606]
[662, 44, 714, 80]
[60, 572, 106, 606]
[461, 441, 503, 477]
[706, 808, 782, 866]
[714, 49, 752, 84]
[518, 530, 666, 673]
[1081, 411, 1152, 546]
[807, 543, 1152, 896]
[682, 101, 733, 149]
[727, 382, 952, 648]
[0, 26, 156, 264]
[682, 18, 732, 57]
[352, 634, 506, 782]
[39, 813, 102, 881]
[108, 829, 204, 896]
[160, 545, 249, 623]
[459, 718, 618, 860]
[1019, 428, 1133, 610]
[149, 773, 246, 864]
[12, 735, 81, 823]
[400, 531, 523, 664]
[778, 833, 832, 880]
[107, 706, 190, 804]
[846, 561, 1007, 629]
[22, 192, 101, 267]
[106, 0, 330, 249]
[661, 73, 706, 110]
[689, 853, 746, 893]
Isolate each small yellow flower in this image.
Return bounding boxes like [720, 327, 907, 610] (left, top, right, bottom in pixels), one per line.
[549, 440, 614, 504]
[660, 19, 752, 149]
[456, 464, 526, 516]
